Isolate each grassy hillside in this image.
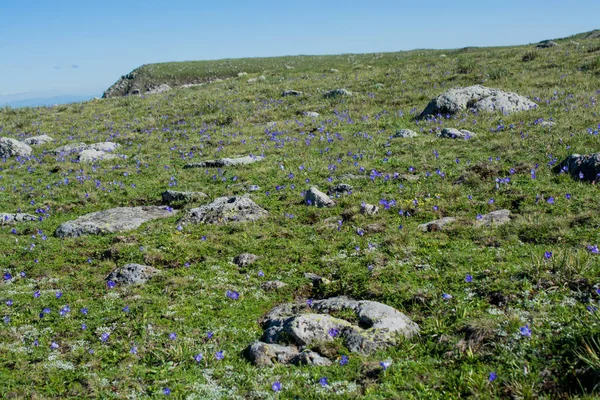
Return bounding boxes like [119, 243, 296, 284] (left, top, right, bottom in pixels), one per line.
[1, 31, 600, 399]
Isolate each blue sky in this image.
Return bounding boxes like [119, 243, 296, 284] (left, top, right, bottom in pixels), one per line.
[0, 0, 598, 104]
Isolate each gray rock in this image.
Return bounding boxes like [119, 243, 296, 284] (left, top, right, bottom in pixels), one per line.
[305, 187, 335, 208]
[289, 350, 332, 366]
[360, 203, 379, 215]
[146, 84, 172, 95]
[234, 253, 259, 268]
[105, 263, 160, 285]
[88, 142, 120, 152]
[246, 341, 299, 366]
[419, 85, 537, 118]
[304, 112, 320, 118]
[262, 313, 355, 346]
[180, 196, 268, 224]
[78, 149, 119, 163]
[261, 281, 288, 291]
[418, 217, 456, 232]
[537, 40, 559, 48]
[0, 213, 38, 225]
[324, 88, 352, 98]
[393, 129, 418, 138]
[51, 143, 88, 155]
[0, 137, 32, 158]
[282, 90, 302, 96]
[438, 128, 476, 139]
[184, 155, 264, 169]
[23, 135, 54, 145]
[55, 206, 176, 238]
[475, 209, 511, 228]
[553, 153, 600, 183]
[329, 183, 353, 195]
[161, 190, 207, 204]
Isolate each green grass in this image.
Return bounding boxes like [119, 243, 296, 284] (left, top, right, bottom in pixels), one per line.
[1, 32, 600, 399]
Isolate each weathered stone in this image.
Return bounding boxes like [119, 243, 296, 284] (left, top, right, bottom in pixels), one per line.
[88, 142, 120, 152]
[246, 341, 299, 366]
[438, 128, 476, 139]
[393, 129, 418, 138]
[262, 313, 355, 346]
[553, 153, 600, 183]
[51, 143, 88, 155]
[324, 88, 352, 98]
[78, 149, 119, 163]
[537, 40, 559, 48]
[23, 135, 54, 145]
[234, 253, 259, 267]
[419, 85, 537, 118]
[0, 137, 32, 157]
[329, 184, 353, 195]
[474, 210, 511, 228]
[0, 213, 38, 225]
[180, 196, 268, 224]
[161, 190, 207, 204]
[261, 281, 288, 291]
[418, 217, 456, 232]
[105, 263, 160, 285]
[183, 155, 264, 169]
[282, 90, 302, 96]
[360, 203, 379, 215]
[305, 187, 335, 208]
[289, 350, 332, 366]
[55, 206, 176, 238]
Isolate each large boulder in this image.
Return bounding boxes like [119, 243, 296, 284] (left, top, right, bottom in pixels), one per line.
[184, 155, 264, 169]
[554, 153, 600, 182]
[0, 213, 38, 225]
[105, 263, 160, 285]
[246, 296, 419, 366]
[55, 206, 176, 238]
[179, 196, 268, 224]
[305, 187, 335, 207]
[23, 135, 54, 145]
[419, 85, 537, 118]
[0, 137, 32, 157]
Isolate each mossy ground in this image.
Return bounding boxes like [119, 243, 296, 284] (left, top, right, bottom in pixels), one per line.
[1, 33, 600, 399]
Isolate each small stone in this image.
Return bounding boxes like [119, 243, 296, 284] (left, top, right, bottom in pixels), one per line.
[261, 281, 287, 291]
[184, 155, 264, 169]
[438, 128, 476, 139]
[50, 143, 88, 155]
[304, 273, 330, 286]
[360, 203, 379, 215]
[0, 213, 38, 225]
[234, 253, 259, 268]
[247, 185, 261, 192]
[474, 210, 511, 228]
[289, 350, 332, 366]
[393, 129, 418, 138]
[105, 263, 160, 285]
[246, 341, 299, 366]
[305, 187, 335, 208]
[324, 88, 352, 98]
[540, 121, 555, 128]
[329, 184, 353, 195]
[304, 112, 320, 118]
[161, 190, 207, 204]
[87, 142, 120, 152]
[78, 149, 119, 163]
[0, 137, 32, 157]
[418, 217, 456, 232]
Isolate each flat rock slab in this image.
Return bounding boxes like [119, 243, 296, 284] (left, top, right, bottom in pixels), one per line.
[324, 88, 352, 98]
[78, 149, 120, 163]
[305, 187, 335, 207]
[554, 153, 600, 183]
[184, 155, 264, 169]
[418, 217, 456, 232]
[180, 196, 268, 224]
[106, 263, 160, 285]
[55, 206, 176, 238]
[23, 135, 54, 145]
[393, 129, 418, 138]
[438, 128, 476, 139]
[161, 190, 207, 204]
[0, 137, 32, 157]
[0, 213, 38, 225]
[247, 296, 419, 365]
[475, 210, 511, 228]
[419, 85, 537, 118]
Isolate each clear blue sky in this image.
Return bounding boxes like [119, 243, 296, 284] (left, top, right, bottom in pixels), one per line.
[0, 0, 598, 102]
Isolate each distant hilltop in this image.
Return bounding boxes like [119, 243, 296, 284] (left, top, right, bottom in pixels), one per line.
[102, 28, 600, 99]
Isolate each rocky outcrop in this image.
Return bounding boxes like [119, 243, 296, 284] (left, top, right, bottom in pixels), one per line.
[305, 187, 335, 207]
